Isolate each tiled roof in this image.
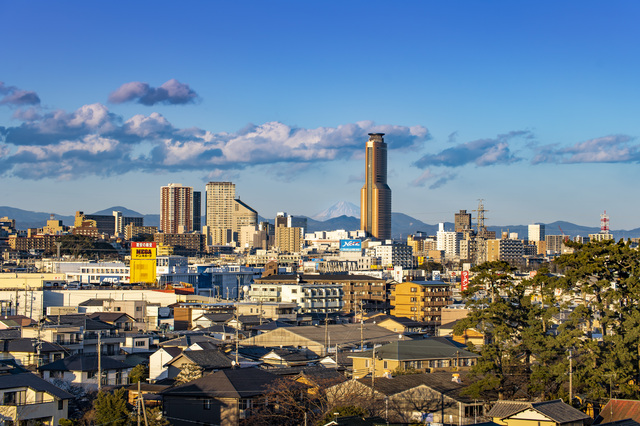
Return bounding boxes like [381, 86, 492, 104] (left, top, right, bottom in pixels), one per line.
[488, 400, 590, 422]
[0, 371, 73, 399]
[89, 312, 133, 323]
[0, 338, 67, 354]
[596, 399, 640, 423]
[161, 367, 280, 398]
[171, 349, 233, 370]
[39, 353, 131, 372]
[350, 338, 478, 361]
[355, 372, 475, 402]
[160, 334, 223, 348]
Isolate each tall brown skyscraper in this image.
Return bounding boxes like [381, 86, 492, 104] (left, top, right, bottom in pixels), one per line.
[360, 133, 391, 240]
[160, 183, 194, 234]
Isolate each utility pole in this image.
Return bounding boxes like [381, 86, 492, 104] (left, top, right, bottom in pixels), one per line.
[324, 312, 329, 357]
[568, 350, 572, 405]
[98, 333, 102, 391]
[360, 300, 364, 351]
[137, 380, 141, 426]
[234, 305, 239, 368]
[371, 345, 376, 399]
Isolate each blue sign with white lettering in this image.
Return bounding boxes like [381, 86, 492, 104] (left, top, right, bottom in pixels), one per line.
[340, 239, 362, 252]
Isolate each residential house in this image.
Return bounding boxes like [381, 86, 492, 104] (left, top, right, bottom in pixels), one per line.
[0, 338, 67, 367]
[260, 348, 317, 367]
[595, 399, 640, 424]
[350, 339, 479, 378]
[164, 349, 233, 379]
[326, 372, 484, 424]
[161, 367, 281, 426]
[488, 400, 591, 426]
[88, 312, 135, 332]
[39, 353, 132, 389]
[0, 360, 73, 426]
[149, 346, 182, 382]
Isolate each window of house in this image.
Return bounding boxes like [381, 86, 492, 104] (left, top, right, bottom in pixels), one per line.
[4, 391, 16, 404]
[58, 400, 64, 410]
[410, 287, 417, 292]
[87, 370, 97, 379]
[204, 399, 212, 410]
[135, 341, 146, 347]
[383, 361, 388, 369]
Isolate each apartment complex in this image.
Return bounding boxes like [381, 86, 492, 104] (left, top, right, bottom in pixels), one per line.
[205, 182, 258, 245]
[391, 281, 451, 325]
[160, 183, 199, 234]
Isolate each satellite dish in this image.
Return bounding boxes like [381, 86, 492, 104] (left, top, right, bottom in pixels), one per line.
[243, 285, 250, 293]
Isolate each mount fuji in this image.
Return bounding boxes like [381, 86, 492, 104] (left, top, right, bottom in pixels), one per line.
[311, 201, 360, 221]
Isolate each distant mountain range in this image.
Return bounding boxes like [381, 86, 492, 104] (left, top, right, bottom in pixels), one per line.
[2, 203, 640, 240]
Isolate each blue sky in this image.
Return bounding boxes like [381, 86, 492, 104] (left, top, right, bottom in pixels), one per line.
[1, 1, 640, 229]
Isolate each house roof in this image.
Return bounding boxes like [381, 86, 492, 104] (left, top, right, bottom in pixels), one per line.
[161, 367, 280, 398]
[251, 320, 295, 331]
[355, 372, 478, 402]
[0, 315, 35, 327]
[0, 338, 67, 354]
[168, 349, 233, 370]
[262, 348, 315, 362]
[39, 353, 132, 372]
[160, 334, 223, 348]
[595, 399, 640, 424]
[194, 313, 234, 323]
[350, 338, 478, 361]
[160, 347, 183, 359]
[597, 420, 640, 426]
[0, 371, 73, 399]
[89, 312, 134, 323]
[0, 329, 21, 340]
[78, 298, 113, 307]
[244, 324, 413, 349]
[488, 400, 590, 422]
[44, 314, 114, 330]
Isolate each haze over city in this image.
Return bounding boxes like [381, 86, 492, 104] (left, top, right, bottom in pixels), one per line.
[2, 2, 640, 228]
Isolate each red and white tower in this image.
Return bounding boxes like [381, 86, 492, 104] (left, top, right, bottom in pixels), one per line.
[600, 210, 610, 233]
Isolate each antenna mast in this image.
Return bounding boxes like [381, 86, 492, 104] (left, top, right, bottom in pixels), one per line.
[472, 199, 488, 265]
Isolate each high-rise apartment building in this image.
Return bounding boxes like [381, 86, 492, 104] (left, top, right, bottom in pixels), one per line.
[360, 133, 391, 240]
[160, 183, 194, 234]
[192, 191, 201, 232]
[205, 182, 257, 245]
[528, 224, 545, 242]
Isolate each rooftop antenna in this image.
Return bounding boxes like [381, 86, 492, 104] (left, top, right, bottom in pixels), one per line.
[472, 199, 488, 265]
[600, 210, 610, 234]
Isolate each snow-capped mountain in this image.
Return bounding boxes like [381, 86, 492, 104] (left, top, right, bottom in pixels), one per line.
[312, 201, 360, 221]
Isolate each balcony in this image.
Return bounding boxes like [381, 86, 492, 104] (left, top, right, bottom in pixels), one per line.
[1, 401, 58, 421]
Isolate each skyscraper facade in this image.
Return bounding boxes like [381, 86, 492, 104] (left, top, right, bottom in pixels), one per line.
[360, 133, 391, 240]
[160, 183, 194, 234]
[205, 182, 258, 245]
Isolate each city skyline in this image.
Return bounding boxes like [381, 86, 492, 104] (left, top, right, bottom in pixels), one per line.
[2, 2, 640, 228]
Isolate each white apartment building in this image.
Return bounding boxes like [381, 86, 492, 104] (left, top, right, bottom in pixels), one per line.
[247, 282, 344, 314]
[436, 223, 462, 258]
[371, 243, 413, 269]
[528, 224, 546, 242]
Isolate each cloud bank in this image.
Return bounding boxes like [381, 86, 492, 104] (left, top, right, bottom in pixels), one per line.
[0, 102, 430, 180]
[0, 82, 40, 106]
[108, 79, 199, 106]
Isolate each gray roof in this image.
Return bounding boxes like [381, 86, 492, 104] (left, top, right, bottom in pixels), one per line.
[169, 349, 233, 370]
[78, 298, 113, 306]
[160, 334, 223, 348]
[0, 372, 73, 399]
[488, 400, 590, 422]
[245, 324, 413, 349]
[89, 312, 134, 323]
[0, 338, 67, 354]
[161, 367, 280, 398]
[350, 338, 478, 361]
[39, 354, 132, 372]
[355, 372, 478, 402]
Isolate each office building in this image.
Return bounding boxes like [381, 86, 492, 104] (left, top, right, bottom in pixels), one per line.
[360, 133, 391, 240]
[192, 191, 201, 232]
[454, 210, 472, 233]
[160, 183, 194, 234]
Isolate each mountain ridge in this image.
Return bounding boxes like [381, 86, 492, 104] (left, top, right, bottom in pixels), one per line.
[1, 205, 639, 240]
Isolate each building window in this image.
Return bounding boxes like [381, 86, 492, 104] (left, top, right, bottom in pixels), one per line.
[410, 287, 417, 292]
[204, 399, 212, 410]
[58, 399, 64, 410]
[135, 341, 146, 347]
[87, 370, 97, 379]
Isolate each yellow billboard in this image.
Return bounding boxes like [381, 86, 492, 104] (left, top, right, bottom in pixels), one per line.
[130, 242, 157, 284]
[131, 242, 157, 259]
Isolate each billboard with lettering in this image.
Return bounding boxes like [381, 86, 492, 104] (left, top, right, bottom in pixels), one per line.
[461, 270, 469, 291]
[131, 242, 157, 260]
[340, 239, 362, 252]
[130, 242, 157, 284]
